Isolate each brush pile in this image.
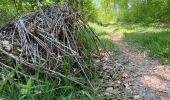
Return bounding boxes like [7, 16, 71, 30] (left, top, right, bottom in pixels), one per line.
[0, 6, 105, 89]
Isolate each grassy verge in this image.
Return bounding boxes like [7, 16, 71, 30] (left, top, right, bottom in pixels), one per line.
[108, 23, 170, 64]
[89, 22, 115, 52]
[0, 8, 15, 27]
[0, 61, 99, 99]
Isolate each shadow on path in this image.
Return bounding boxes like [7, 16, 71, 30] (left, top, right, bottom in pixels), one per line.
[105, 28, 170, 100]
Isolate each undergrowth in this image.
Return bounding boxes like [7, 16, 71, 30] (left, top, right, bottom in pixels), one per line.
[0, 8, 15, 27]
[89, 22, 115, 52]
[0, 61, 101, 99]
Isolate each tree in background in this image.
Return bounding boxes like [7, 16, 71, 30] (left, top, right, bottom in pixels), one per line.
[1, 0, 170, 24]
[98, 0, 116, 23]
[0, 0, 98, 25]
[67, 0, 98, 21]
[98, 0, 170, 23]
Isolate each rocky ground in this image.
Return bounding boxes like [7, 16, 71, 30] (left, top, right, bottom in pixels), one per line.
[95, 51, 125, 99]
[96, 29, 170, 100]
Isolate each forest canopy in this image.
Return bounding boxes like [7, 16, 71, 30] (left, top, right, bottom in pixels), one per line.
[1, 0, 170, 24]
[99, 0, 170, 23]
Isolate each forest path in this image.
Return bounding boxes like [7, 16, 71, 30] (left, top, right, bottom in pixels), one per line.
[105, 28, 170, 100]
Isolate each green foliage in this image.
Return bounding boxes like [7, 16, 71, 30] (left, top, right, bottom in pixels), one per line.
[89, 22, 115, 51]
[78, 0, 98, 21]
[0, 63, 98, 99]
[0, 0, 99, 25]
[98, 0, 170, 23]
[0, 0, 16, 26]
[98, 0, 116, 23]
[0, 8, 15, 27]
[0, 0, 64, 14]
[20, 78, 33, 99]
[66, 0, 99, 21]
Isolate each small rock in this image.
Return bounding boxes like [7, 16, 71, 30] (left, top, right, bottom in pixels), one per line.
[117, 81, 121, 84]
[106, 82, 113, 87]
[112, 88, 120, 94]
[2, 31, 6, 33]
[124, 83, 130, 90]
[103, 65, 113, 70]
[104, 92, 111, 96]
[17, 48, 23, 52]
[128, 82, 133, 86]
[123, 73, 128, 78]
[2, 40, 11, 51]
[106, 87, 120, 94]
[103, 57, 109, 61]
[113, 83, 120, 88]
[134, 95, 141, 99]
[116, 62, 122, 67]
[95, 59, 100, 63]
[105, 69, 110, 73]
[106, 87, 114, 93]
[127, 66, 138, 72]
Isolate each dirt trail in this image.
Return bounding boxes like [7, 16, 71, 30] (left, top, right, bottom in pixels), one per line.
[106, 29, 170, 100]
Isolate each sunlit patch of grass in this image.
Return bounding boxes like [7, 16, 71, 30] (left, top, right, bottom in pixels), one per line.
[89, 22, 107, 34]
[108, 23, 170, 64]
[89, 22, 115, 51]
[124, 31, 170, 64]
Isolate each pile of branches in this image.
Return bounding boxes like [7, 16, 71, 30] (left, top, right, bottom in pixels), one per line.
[0, 6, 105, 89]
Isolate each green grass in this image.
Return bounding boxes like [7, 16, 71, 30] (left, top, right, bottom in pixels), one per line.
[108, 23, 170, 64]
[0, 61, 99, 99]
[89, 22, 115, 52]
[0, 8, 15, 27]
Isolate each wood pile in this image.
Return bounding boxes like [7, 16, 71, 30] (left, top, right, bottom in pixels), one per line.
[0, 6, 105, 89]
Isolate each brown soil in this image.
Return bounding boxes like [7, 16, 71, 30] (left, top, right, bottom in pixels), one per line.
[106, 29, 170, 100]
